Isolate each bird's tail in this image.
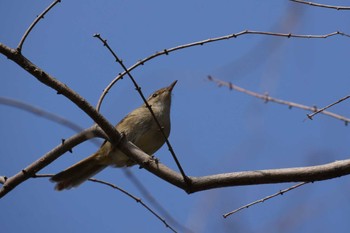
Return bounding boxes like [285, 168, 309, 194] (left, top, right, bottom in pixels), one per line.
[50, 152, 108, 191]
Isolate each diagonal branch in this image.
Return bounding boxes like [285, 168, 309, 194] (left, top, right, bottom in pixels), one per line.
[223, 182, 309, 218]
[35, 174, 179, 233]
[88, 178, 178, 233]
[208, 76, 350, 125]
[0, 126, 99, 198]
[0, 43, 120, 144]
[123, 170, 195, 233]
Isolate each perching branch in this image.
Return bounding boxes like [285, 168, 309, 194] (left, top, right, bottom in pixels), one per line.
[0, 96, 183, 231]
[208, 76, 350, 125]
[2, 39, 350, 198]
[291, 0, 350, 10]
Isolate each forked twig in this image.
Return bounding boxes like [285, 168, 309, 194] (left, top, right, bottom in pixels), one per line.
[34, 174, 178, 233]
[93, 34, 191, 190]
[223, 182, 308, 218]
[17, 0, 61, 52]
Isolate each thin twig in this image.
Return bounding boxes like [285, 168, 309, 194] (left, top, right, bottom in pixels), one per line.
[93, 34, 191, 190]
[96, 30, 350, 110]
[17, 0, 61, 52]
[290, 0, 350, 10]
[124, 170, 195, 233]
[0, 96, 102, 146]
[208, 76, 350, 125]
[223, 182, 309, 218]
[307, 95, 350, 120]
[34, 174, 178, 233]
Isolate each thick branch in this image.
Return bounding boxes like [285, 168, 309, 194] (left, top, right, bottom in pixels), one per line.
[190, 159, 350, 192]
[0, 43, 120, 144]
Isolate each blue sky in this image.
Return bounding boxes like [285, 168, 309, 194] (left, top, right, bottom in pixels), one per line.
[1, 1, 350, 233]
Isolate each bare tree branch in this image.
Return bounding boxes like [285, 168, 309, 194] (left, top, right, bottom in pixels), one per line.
[2, 25, 350, 201]
[223, 182, 309, 218]
[2, 42, 350, 197]
[34, 174, 179, 233]
[0, 43, 120, 144]
[291, 0, 350, 10]
[97, 30, 350, 110]
[1, 96, 350, 199]
[208, 76, 350, 125]
[17, 0, 61, 52]
[0, 126, 99, 198]
[124, 170, 195, 233]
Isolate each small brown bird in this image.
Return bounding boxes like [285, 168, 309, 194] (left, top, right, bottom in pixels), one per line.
[51, 81, 177, 190]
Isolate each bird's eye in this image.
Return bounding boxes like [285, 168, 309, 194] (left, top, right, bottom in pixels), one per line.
[152, 93, 158, 98]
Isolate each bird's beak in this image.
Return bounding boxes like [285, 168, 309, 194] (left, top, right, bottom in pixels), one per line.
[168, 80, 178, 91]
